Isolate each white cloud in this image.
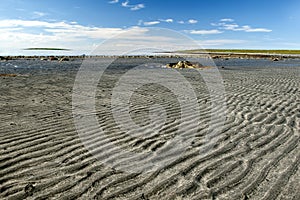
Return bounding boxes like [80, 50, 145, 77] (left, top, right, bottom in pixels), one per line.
[0, 18, 272, 56]
[220, 18, 234, 22]
[121, 1, 145, 10]
[160, 18, 173, 23]
[138, 18, 173, 25]
[0, 19, 153, 55]
[177, 19, 198, 24]
[222, 23, 239, 30]
[32, 11, 47, 18]
[226, 24, 272, 32]
[138, 18, 173, 26]
[0, 19, 70, 28]
[197, 39, 246, 47]
[121, 0, 130, 7]
[212, 21, 272, 33]
[109, 0, 119, 3]
[131, 4, 145, 10]
[188, 19, 198, 24]
[137, 20, 143, 26]
[242, 26, 272, 32]
[143, 21, 160, 26]
[1, 19, 201, 55]
[1, 19, 223, 55]
[0, 20, 146, 38]
[187, 29, 223, 35]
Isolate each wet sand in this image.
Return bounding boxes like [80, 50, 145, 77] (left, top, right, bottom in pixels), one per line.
[0, 58, 299, 199]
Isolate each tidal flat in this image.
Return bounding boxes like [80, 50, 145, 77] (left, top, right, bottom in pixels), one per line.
[0, 57, 299, 199]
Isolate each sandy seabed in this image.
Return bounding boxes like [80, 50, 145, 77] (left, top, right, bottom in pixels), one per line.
[0, 58, 299, 200]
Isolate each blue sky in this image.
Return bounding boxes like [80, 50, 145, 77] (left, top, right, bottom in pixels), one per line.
[0, 0, 299, 55]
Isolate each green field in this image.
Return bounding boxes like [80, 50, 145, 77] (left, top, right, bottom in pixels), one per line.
[24, 48, 71, 51]
[178, 49, 300, 55]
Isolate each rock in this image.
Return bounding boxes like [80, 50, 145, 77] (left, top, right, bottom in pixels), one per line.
[175, 61, 184, 68]
[166, 62, 177, 68]
[166, 60, 207, 69]
[0, 56, 11, 61]
[272, 57, 279, 61]
[141, 193, 149, 200]
[146, 55, 154, 59]
[59, 57, 70, 62]
[49, 56, 58, 61]
[24, 183, 35, 196]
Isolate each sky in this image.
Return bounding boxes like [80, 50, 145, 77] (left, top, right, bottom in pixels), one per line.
[0, 0, 300, 55]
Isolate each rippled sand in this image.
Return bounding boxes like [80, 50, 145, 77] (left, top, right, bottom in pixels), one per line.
[0, 58, 299, 199]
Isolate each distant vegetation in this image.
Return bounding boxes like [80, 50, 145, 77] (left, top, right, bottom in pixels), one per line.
[24, 48, 71, 51]
[178, 49, 300, 55]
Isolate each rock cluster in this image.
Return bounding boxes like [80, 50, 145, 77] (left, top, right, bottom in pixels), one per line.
[39, 56, 70, 61]
[0, 56, 12, 61]
[272, 57, 280, 61]
[166, 61, 208, 69]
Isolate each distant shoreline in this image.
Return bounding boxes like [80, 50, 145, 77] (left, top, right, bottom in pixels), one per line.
[176, 49, 300, 55]
[23, 48, 71, 51]
[1, 53, 300, 61]
[1, 49, 300, 60]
